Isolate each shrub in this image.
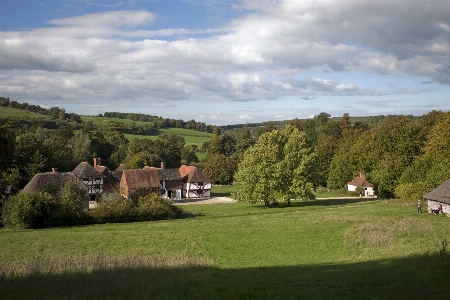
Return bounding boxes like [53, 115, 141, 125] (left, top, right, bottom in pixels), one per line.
[88, 198, 136, 224]
[137, 194, 182, 221]
[2, 192, 56, 229]
[89, 194, 182, 224]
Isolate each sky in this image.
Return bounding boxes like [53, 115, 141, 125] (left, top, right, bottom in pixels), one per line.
[1, 0, 450, 125]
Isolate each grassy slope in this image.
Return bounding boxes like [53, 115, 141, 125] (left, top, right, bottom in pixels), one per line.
[125, 128, 212, 147]
[0, 106, 51, 119]
[82, 115, 212, 147]
[0, 198, 449, 299]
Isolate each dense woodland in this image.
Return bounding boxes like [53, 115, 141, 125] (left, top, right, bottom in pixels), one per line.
[1, 97, 450, 201]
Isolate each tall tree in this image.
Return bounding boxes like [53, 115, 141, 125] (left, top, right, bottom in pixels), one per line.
[233, 125, 316, 206]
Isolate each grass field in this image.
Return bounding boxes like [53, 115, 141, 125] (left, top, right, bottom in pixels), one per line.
[1, 197, 449, 299]
[0, 106, 51, 119]
[125, 128, 212, 147]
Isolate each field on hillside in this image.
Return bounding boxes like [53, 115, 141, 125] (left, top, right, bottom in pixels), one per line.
[0, 106, 51, 119]
[125, 128, 212, 147]
[1, 198, 449, 299]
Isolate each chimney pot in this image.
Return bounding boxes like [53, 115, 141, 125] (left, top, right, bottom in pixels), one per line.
[52, 168, 58, 173]
[93, 158, 98, 168]
[161, 162, 165, 169]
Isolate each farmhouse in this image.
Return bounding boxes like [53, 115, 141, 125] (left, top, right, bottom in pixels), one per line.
[347, 171, 375, 197]
[423, 178, 450, 215]
[93, 158, 122, 194]
[72, 162, 105, 209]
[155, 163, 182, 199]
[120, 168, 160, 198]
[22, 169, 90, 208]
[179, 165, 212, 198]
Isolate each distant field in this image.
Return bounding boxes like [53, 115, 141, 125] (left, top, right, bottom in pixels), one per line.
[0, 106, 50, 119]
[125, 128, 212, 148]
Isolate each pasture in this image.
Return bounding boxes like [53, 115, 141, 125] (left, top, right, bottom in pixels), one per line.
[0, 197, 449, 299]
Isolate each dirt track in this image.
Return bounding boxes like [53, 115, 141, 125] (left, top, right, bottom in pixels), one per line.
[172, 197, 236, 205]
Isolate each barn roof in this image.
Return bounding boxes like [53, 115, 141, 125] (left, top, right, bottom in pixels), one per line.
[179, 165, 211, 183]
[121, 169, 159, 189]
[347, 171, 373, 188]
[423, 178, 450, 204]
[72, 162, 105, 179]
[23, 172, 89, 198]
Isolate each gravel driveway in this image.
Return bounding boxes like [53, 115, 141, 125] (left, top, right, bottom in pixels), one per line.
[172, 197, 236, 205]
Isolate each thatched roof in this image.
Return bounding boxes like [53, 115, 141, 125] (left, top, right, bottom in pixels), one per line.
[22, 172, 89, 198]
[348, 171, 373, 188]
[179, 165, 211, 183]
[72, 162, 105, 179]
[121, 169, 159, 189]
[423, 178, 450, 204]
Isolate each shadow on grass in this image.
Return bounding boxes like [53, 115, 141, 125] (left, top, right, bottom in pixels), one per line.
[1, 254, 447, 300]
[252, 198, 374, 210]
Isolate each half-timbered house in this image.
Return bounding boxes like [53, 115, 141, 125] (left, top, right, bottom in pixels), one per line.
[178, 165, 212, 198]
[72, 162, 105, 207]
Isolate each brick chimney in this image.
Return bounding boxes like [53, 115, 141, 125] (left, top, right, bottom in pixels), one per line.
[360, 171, 365, 178]
[93, 158, 98, 168]
[161, 162, 165, 169]
[52, 168, 58, 173]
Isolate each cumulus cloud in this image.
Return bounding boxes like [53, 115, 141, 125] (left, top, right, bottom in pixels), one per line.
[0, 0, 449, 124]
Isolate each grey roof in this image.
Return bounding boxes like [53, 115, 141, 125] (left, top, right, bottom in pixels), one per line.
[156, 168, 182, 181]
[72, 162, 105, 179]
[23, 172, 89, 199]
[423, 178, 450, 204]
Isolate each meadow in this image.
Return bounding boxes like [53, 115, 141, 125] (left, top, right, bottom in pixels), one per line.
[1, 194, 449, 299]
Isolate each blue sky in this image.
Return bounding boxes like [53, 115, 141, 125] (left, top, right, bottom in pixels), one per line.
[1, 0, 450, 125]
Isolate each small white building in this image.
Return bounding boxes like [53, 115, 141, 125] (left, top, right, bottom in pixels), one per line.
[179, 165, 212, 198]
[347, 171, 375, 197]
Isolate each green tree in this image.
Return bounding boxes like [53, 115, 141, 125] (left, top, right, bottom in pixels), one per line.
[233, 125, 315, 206]
[235, 124, 254, 157]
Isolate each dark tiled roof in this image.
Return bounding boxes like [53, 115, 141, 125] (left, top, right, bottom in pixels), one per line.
[157, 169, 182, 181]
[423, 178, 450, 204]
[23, 172, 89, 199]
[122, 169, 160, 189]
[179, 165, 211, 183]
[72, 162, 105, 179]
[348, 172, 373, 188]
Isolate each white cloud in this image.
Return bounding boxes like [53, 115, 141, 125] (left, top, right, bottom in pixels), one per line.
[1, 1, 450, 125]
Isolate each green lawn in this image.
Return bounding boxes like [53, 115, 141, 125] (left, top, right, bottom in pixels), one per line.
[1, 198, 449, 299]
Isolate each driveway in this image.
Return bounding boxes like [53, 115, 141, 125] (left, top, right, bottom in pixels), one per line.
[173, 196, 236, 205]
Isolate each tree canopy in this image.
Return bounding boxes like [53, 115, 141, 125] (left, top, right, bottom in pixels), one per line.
[233, 125, 316, 206]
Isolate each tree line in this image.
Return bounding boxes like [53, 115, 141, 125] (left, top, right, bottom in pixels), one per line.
[1, 96, 449, 203]
[200, 111, 450, 203]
